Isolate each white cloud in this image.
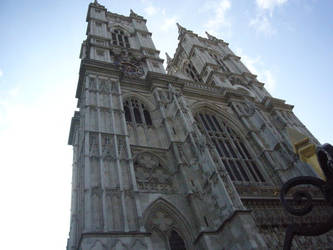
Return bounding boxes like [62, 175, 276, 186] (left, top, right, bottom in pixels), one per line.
[256, 0, 288, 15]
[144, 5, 158, 16]
[204, 0, 231, 35]
[236, 48, 276, 92]
[161, 17, 178, 31]
[9, 86, 20, 97]
[249, 14, 276, 36]
[0, 69, 3, 77]
[250, 0, 288, 35]
[262, 69, 276, 92]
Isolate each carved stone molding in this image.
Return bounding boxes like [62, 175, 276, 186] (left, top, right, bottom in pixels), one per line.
[134, 152, 173, 193]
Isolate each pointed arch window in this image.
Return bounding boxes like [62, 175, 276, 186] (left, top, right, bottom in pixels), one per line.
[195, 112, 265, 183]
[124, 98, 152, 126]
[111, 29, 130, 48]
[184, 62, 202, 83]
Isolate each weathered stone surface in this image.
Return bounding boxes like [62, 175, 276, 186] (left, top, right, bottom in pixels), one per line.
[67, 2, 329, 250]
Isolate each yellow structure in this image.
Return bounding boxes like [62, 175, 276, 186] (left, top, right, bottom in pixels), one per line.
[287, 127, 325, 180]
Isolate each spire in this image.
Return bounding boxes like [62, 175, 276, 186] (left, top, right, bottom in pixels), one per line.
[91, 0, 105, 9]
[130, 9, 143, 19]
[205, 31, 218, 41]
[165, 53, 172, 65]
[176, 23, 195, 39]
[176, 23, 186, 35]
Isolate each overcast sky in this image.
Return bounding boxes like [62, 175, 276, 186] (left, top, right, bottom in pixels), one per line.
[0, 0, 332, 249]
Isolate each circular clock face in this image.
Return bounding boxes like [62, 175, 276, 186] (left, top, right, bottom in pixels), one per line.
[121, 62, 144, 77]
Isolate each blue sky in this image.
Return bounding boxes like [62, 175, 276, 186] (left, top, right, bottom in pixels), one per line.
[0, 0, 332, 249]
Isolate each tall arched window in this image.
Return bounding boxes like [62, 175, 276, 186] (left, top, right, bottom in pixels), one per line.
[195, 112, 265, 183]
[111, 29, 130, 48]
[124, 98, 152, 126]
[184, 62, 202, 83]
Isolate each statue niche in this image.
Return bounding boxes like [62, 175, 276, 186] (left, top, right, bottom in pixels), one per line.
[134, 152, 173, 192]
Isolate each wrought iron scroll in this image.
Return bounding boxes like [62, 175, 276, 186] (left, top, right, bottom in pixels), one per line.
[280, 143, 333, 250]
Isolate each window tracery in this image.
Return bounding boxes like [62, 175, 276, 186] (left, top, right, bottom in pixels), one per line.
[111, 29, 130, 48]
[209, 53, 229, 72]
[195, 112, 265, 183]
[184, 62, 202, 82]
[124, 98, 152, 126]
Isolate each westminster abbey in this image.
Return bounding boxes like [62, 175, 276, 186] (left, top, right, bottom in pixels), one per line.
[66, 1, 333, 249]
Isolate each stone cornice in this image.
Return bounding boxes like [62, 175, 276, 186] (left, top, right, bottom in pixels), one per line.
[134, 29, 152, 36]
[87, 34, 110, 42]
[87, 16, 108, 24]
[146, 71, 185, 90]
[223, 87, 255, 101]
[140, 46, 161, 55]
[131, 144, 169, 153]
[241, 71, 257, 80]
[76, 59, 122, 99]
[121, 75, 146, 86]
[87, 37, 162, 56]
[223, 53, 241, 61]
[76, 58, 266, 109]
[248, 80, 264, 88]
[78, 231, 151, 249]
[182, 83, 222, 101]
[193, 210, 250, 244]
[106, 11, 147, 23]
[262, 96, 294, 111]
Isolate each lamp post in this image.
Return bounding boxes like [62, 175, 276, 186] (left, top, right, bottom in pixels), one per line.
[280, 143, 333, 250]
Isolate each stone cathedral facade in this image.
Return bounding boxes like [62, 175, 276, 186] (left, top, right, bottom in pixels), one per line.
[67, 1, 333, 250]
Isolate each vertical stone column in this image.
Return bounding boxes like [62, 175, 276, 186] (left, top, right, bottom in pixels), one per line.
[84, 75, 93, 232]
[96, 76, 107, 231]
[117, 80, 144, 231]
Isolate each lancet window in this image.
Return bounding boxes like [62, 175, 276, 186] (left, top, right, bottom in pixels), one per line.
[195, 112, 265, 183]
[111, 29, 130, 48]
[184, 62, 202, 82]
[209, 53, 229, 72]
[124, 98, 152, 126]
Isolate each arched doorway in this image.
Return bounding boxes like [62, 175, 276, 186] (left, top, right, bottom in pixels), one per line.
[144, 198, 192, 250]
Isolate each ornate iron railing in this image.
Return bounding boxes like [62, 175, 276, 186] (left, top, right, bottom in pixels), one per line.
[280, 143, 333, 250]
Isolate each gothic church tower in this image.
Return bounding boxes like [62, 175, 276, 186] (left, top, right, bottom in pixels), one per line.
[67, 2, 333, 249]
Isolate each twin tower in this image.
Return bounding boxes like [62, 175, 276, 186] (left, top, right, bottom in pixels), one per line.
[67, 1, 332, 249]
